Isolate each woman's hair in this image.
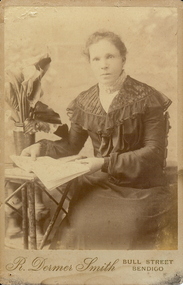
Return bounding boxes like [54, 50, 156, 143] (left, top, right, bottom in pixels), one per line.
[83, 30, 127, 61]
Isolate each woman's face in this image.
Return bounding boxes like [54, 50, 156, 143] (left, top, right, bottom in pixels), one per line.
[89, 39, 125, 86]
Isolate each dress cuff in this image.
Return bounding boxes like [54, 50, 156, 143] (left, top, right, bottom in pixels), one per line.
[54, 124, 68, 138]
[101, 157, 110, 173]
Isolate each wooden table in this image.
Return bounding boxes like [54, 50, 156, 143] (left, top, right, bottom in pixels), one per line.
[5, 167, 71, 250]
[5, 167, 37, 249]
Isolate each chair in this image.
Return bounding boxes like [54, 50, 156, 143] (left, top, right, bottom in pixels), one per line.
[157, 111, 178, 249]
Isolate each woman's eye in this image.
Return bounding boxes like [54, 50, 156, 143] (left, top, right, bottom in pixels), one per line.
[107, 54, 114, 59]
[92, 57, 100, 61]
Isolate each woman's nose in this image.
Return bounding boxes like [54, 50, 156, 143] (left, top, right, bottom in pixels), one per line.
[100, 58, 108, 69]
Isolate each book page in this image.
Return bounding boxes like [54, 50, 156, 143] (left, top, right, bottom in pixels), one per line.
[10, 155, 90, 190]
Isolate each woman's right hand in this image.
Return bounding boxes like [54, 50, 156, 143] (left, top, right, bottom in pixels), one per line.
[21, 143, 41, 161]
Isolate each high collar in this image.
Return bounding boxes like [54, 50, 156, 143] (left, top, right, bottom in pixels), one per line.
[99, 70, 127, 94]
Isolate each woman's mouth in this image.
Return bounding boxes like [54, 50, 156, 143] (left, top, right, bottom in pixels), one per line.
[101, 73, 111, 76]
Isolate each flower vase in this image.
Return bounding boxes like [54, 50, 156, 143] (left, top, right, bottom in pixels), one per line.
[13, 123, 35, 155]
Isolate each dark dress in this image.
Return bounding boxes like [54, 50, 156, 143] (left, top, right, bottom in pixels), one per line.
[39, 76, 173, 250]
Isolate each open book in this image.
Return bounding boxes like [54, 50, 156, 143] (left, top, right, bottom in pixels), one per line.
[10, 155, 90, 191]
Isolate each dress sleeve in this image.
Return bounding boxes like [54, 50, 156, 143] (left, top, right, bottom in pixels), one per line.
[38, 122, 88, 159]
[104, 106, 167, 181]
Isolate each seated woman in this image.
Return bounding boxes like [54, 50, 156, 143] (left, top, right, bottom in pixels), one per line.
[21, 31, 174, 250]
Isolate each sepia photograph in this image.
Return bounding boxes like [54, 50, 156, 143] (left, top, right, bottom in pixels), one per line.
[0, 1, 183, 284]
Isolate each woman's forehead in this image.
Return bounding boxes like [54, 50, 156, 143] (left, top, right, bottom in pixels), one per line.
[89, 39, 121, 56]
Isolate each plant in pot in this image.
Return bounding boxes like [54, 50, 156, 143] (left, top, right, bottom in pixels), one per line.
[4, 54, 62, 245]
[5, 53, 52, 155]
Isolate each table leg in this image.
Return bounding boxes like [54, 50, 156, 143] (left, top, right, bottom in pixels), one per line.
[28, 182, 37, 249]
[21, 186, 28, 249]
[5, 182, 23, 238]
[38, 182, 71, 250]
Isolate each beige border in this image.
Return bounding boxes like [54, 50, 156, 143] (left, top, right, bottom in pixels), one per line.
[0, 1, 183, 285]
[1, 0, 183, 7]
[0, 0, 5, 272]
[178, 8, 183, 171]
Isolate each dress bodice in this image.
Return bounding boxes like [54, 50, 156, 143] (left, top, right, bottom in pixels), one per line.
[40, 75, 172, 188]
[67, 75, 171, 158]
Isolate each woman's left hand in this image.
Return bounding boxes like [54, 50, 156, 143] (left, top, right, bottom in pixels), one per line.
[75, 157, 104, 174]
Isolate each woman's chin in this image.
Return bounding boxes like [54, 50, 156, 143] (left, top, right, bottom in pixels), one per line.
[99, 79, 115, 86]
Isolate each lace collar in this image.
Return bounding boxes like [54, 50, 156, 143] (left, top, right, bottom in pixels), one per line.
[67, 76, 172, 135]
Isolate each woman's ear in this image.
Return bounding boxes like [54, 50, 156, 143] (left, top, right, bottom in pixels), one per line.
[121, 57, 126, 68]
[122, 57, 126, 64]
